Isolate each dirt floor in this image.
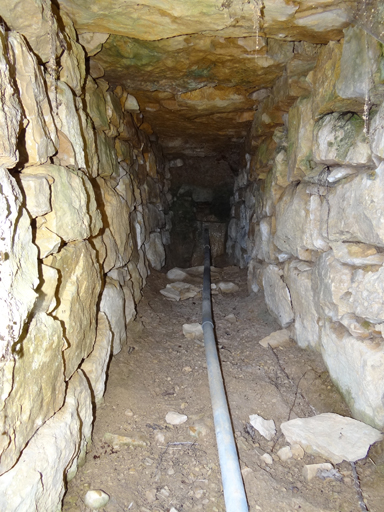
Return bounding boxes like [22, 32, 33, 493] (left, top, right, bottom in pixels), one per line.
[63, 267, 384, 512]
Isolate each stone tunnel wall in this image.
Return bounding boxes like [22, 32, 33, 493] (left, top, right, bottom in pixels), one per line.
[0, 4, 170, 510]
[227, 26, 384, 431]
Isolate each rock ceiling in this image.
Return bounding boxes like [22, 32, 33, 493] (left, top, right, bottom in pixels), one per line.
[58, 0, 360, 159]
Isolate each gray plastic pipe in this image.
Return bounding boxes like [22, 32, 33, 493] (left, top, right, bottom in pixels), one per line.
[202, 228, 249, 512]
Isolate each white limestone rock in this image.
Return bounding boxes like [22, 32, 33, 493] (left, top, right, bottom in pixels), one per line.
[8, 32, 57, 166]
[33, 263, 59, 314]
[371, 102, 384, 162]
[303, 463, 333, 482]
[262, 265, 294, 328]
[47, 241, 102, 379]
[34, 217, 62, 258]
[25, 164, 101, 242]
[100, 277, 126, 355]
[277, 446, 293, 462]
[218, 281, 240, 294]
[125, 94, 140, 112]
[0, 168, 38, 359]
[0, 313, 65, 475]
[160, 282, 200, 301]
[0, 28, 21, 168]
[97, 177, 132, 270]
[0, 370, 92, 511]
[53, 80, 86, 169]
[287, 96, 315, 181]
[82, 313, 112, 405]
[145, 232, 166, 270]
[275, 182, 328, 261]
[312, 251, 353, 322]
[259, 329, 291, 348]
[18, 173, 51, 218]
[78, 32, 109, 57]
[324, 163, 384, 246]
[165, 412, 188, 426]
[281, 413, 383, 463]
[84, 490, 110, 509]
[285, 260, 320, 349]
[313, 112, 371, 167]
[167, 268, 188, 281]
[249, 414, 276, 440]
[330, 241, 384, 266]
[321, 321, 384, 429]
[182, 323, 203, 339]
[350, 265, 384, 323]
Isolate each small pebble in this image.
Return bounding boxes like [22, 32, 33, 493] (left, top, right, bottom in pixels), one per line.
[125, 409, 134, 417]
[166, 411, 188, 425]
[84, 490, 109, 509]
[277, 446, 293, 462]
[261, 453, 273, 465]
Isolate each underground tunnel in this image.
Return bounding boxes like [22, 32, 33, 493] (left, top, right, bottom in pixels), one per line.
[1, 0, 384, 511]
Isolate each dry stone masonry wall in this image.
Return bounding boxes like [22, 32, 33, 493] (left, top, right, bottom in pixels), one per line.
[227, 25, 384, 431]
[0, 4, 170, 510]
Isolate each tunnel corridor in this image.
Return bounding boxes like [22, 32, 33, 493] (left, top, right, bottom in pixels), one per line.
[1, 1, 384, 512]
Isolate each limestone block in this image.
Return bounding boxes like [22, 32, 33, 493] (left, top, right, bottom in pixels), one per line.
[262, 265, 294, 328]
[8, 32, 57, 165]
[370, 102, 384, 162]
[0, 313, 65, 475]
[0, 370, 92, 511]
[321, 322, 384, 429]
[131, 209, 146, 248]
[122, 283, 136, 325]
[324, 163, 384, 246]
[274, 182, 328, 260]
[59, 13, 86, 96]
[97, 177, 132, 269]
[145, 232, 166, 271]
[101, 228, 120, 273]
[34, 217, 62, 258]
[18, 173, 51, 218]
[287, 96, 315, 181]
[65, 371, 93, 476]
[313, 112, 371, 166]
[350, 265, 384, 323]
[0, 28, 21, 168]
[78, 108, 99, 177]
[0, 0, 62, 64]
[0, 168, 38, 358]
[25, 164, 99, 242]
[281, 413, 382, 463]
[105, 91, 123, 129]
[48, 241, 102, 379]
[259, 217, 279, 263]
[115, 173, 135, 208]
[128, 260, 143, 304]
[100, 277, 126, 355]
[78, 32, 109, 57]
[81, 312, 113, 405]
[96, 130, 119, 178]
[312, 250, 353, 321]
[54, 81, 86, 169]
[336, 25, 381, 102]
[115, 138, 133, 164]
[137, 246, 149, 285]
[85, 77, 109, 131]
[330, 241, 384, 267]
[33, 263, 59, 314]
[285, 261, 320, 349]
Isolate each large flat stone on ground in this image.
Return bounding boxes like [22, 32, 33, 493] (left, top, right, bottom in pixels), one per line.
[281, 413, 383, 464]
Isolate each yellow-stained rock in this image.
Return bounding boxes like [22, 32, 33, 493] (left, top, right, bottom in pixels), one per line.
[47, 241, 102, 379]
[0, 28, 21, 169]
[0, 313, 65, 475]
[8, 32, 58, 166]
